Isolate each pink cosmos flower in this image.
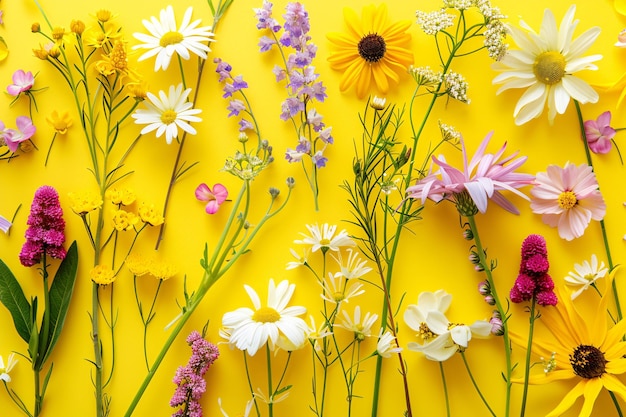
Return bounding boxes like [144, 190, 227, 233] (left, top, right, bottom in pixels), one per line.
[584, 111, 615, 154]
[530, 163, 606, 241]
[195, 183, 228, 214]
[7, 70, 35, 96]
[1, 116, 37, 152]
[406, 132, 534, 214]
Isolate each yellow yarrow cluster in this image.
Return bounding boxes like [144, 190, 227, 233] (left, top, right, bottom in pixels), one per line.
[111, 209, 139, 231]
[90, 264, 116, 285]
[105, 187, 136, 206]
[148, 258, 177, 281]
[68, 190, 103, 215]
[125, 253, 150, 277]
[138, 202, 164, 226]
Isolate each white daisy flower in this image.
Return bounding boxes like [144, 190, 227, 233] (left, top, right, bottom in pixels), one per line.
[132, 83, 202, 144]
[376, 330, 402, 358]
[0, 353, 17, 382]
[133, 6, 215, 71]
[564, 254, 608, 299]
[294, 223, 356, 253]
[335, 305, 378, 341]
[319, 272, 365, 305]
[285, 247, 310, 270]
[492, 5, 601, 125]
[222, 279, 308, 356]
[305, 315, 332, 351]
[218, 397, 254, 417]
[332, 249, 372, 279]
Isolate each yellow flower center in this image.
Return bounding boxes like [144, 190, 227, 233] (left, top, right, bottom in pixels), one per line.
[570, 344, 606, 379]
[418, 322, 436, 342]
[358, 33, 386, 63]
[160, 31, 184, 47]
[253, 307, 281, 323]
[160, 110, 178, 125]
[332, 291, 345, 302]
[557, 191, 577, 209]
[110, 41, 127, 70]
[533, 51, 566, 85]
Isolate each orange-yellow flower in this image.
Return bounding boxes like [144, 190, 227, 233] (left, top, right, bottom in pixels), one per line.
[327, 4, 413, 99]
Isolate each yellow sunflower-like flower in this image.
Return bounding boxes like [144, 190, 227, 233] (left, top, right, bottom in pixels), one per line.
[512, 284, 626, 416]
[327, 4, 413, 99]
[68, 190, 103, 216]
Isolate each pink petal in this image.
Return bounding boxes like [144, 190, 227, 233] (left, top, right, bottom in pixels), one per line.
[212, 183, 228, 203]
[194, 183, 211, 202]
[205, 200, 220, 214]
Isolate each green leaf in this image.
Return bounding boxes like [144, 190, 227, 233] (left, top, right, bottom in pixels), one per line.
[28, 298, 39, 363]
[0, 259, 31, 343]
[39, 241, 78, 365]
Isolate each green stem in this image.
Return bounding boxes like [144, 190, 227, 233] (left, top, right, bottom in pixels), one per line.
[461, 352, 497, 417]
[519, 298, 537, 417]
[92, 282, 104, 417]
[266, 344, 274, 417]
[574, 100, 622, 321]
[467, 215, 511, 417]
[609, 391, 624, 416]
[439, 362, 450, 417]
[33, 369, 41, 417]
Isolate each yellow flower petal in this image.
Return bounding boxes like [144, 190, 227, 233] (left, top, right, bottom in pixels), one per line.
[372, 64, 389, 93]
[601, 374, 626, 401]
[339, 60, 366, 92]
[579, 377, 603, 417]
[545, 380, 587, 417]
[615, 0, 626, 15]
[355, 65, 373, 99]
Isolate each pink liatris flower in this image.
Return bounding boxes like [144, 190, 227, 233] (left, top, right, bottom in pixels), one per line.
[584, 111, 615, 154]
[195, 183, 228, 214]
[7, 70, 35, 96]
[530, 163, 606, 241]
[1, 116, 37, 152]
[19, 185, 66, 267]
[510, 234, 557, 306]
[170, 331, 219, 417]
[406, 132, 534, 215]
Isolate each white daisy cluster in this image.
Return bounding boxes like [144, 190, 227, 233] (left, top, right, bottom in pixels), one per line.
[444, 71, 470, 103]
[438, 120, 461, 144]
[416, 9, 455, 36]
[408, 65, 443, 87]
[443, 0, 472, 10]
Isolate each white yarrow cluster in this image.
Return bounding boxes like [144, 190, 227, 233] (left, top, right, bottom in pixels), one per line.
[416, 9, 455, 35]
[443, 0, 472, 10]
[484, 19, 508, 61]
[444, 71, 470, 104]
[438, 121, 461, 144]
[408, 66, 443, 87]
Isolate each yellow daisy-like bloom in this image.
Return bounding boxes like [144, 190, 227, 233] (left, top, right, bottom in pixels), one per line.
[512, 285, 626, 417]
[125, 253, 149, 277]
[148, 258, 177, 281]
[327, 4, 413, 99]
[83, 22, 122, 49]
[68, 190, 103, 216]
[138, 202, 164, 226]
[46, 110, 73, 135]
[105, 187, 136, 206]
[94, 40, 138, 80]
[111, 209, 139, 231]
[126, 80, 149, 100]
[90, 264, 116, 286]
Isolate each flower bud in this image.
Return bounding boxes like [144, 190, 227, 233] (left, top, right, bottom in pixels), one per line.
[269, 187, 280, 199]
[478, 281, 490, 296]
[484, 295, 495, 305]
[31, 22, 41, 33]
[70, 20, 86, 35]
[286, 177, 295, 189]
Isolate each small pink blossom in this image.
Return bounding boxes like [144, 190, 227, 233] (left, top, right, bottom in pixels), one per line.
[584, 111, 615, 154]
[530, 163, 606, 241]
[7, 70, 35, 96]
[195, 183, 228, 214]
[406, 132, 534, 214]
[1, 116, 37, 152]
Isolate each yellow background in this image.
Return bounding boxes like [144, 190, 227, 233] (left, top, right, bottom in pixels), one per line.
[1, 0, 625, 416]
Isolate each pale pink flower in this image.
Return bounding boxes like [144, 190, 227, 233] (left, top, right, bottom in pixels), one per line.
[7, 70, 35, 96]
[1, 116, 36, 152]
[530, 163, 606, 241]
[584, 111, 615, 154]
[406, 132, 534, 214]
[195, 183, 228, 214]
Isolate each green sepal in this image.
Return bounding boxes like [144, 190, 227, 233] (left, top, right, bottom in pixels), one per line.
[0, 259, 32, 343]
[39, 241, 78, 366]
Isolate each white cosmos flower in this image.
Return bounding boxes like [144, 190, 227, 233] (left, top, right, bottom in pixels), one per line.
[407, 311, 491, 361]
[294, 223, 356, 253]
[133, 6, 215, 71]
[222, 279, 307, 356]
[492, 5, 601, 125]
[332, 249, 372, 279]
[403, 289, 453, 332]
[132, 83, 202, 144]
[564, 254, 608, 299]
[0, 353, 17, 382]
